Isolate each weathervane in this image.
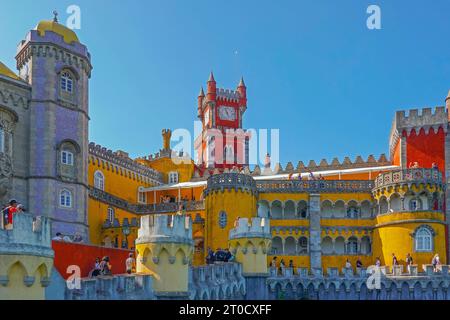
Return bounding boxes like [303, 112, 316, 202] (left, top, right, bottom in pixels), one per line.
[52, 10, 58, 23]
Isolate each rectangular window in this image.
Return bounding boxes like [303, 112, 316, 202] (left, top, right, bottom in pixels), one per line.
[61, 151, 74, 165]
[138, 191, 147, 204]
[61, 77, 67, 91]
[67, 79, 73, 92]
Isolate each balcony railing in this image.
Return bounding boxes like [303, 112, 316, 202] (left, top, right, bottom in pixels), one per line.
[374, 168, 443, 189]
[256, 180, 374, 193]
[89, 187, 205, 214]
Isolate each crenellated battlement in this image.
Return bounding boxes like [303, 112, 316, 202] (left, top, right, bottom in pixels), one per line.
[136, 214, 193, 246]
[394, 107, 447, 131]
[89, 142, 164, 184]
[229, 217, 271, 240]
[216, 88, 241, 102]
[389, 106, 448, 160]
[0, 213, 54, 258]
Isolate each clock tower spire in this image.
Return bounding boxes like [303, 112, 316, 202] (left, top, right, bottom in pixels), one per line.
[194, 73, 250, 174]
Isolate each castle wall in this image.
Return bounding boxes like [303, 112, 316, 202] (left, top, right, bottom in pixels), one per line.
[52, 241, 133, 279]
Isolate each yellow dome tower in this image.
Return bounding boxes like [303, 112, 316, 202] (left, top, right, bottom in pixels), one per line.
[135, 214, 193, 299]
[372, 168, 446, 269]
[0, 214, 54, 300]
[204, 173, 258, 257]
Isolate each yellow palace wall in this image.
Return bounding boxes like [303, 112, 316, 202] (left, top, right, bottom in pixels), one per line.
[87, 158, 153, 246]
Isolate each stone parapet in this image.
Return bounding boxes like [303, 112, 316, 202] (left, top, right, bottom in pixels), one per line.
[189, 262, 246, 300]
[65, 274, 154, 300]
[0, 213, 53, 258]
[229, 217, 270, 240]
[136, 214, 193, 246]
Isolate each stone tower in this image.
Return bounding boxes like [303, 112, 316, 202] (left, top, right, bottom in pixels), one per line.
[15, 17, 92, 239]
[135, 214, 193, 299]
[203, 173, 258, 256]
[228, 217, 271, 300]
[0, 213, 54, 299]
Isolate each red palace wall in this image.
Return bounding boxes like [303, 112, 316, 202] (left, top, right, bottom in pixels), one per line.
[404, 127, 446, 176]
[52, 241, 133, 279]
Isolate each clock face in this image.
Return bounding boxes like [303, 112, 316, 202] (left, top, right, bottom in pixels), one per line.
[218, 106, 236, 121]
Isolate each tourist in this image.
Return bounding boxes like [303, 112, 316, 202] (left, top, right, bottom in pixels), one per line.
[206, 247, 215, 264]
[73, 233, 83, 243]
[224, 248, 232, 262]
[405, 253, 413, 274]
[279, 259, 285, 275]
[318, 174, 324, 180]
[271, 256, 277, 268]
[234, 216, 240, 228]
[375, 257, 381, 267]
[125, 253, 135, 274]
[432, 162, 439, 170]
[392, 253, 398, 266]
[3, 199, 18, 230]
[345, 259, 352, 269]
[288, 259, 294, 268]
[90, 258, 101, 277]
[52, 232, 64, 241]
[356, 259, 363, 268]
[432, 253, 441, 272]
[100, 256, 112, 275]
[214, 248, 226, 262]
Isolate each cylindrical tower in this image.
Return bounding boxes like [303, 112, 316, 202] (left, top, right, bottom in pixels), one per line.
[135, 214, 193, 299]
[372, 168, 446, 268]
[203, 173, 258, 256]
[228, 217, 271, 299]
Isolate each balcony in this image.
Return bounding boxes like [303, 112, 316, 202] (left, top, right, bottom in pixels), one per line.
[374, 168, 443, 190]
[89, 187, 205, 214]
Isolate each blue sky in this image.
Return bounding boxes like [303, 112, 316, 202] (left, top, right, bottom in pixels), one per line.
[1, 0, 450, 167]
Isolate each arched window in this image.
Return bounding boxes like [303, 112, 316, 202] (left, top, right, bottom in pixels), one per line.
[298, 237, 308, 254]
[347, 205, 359, 219]
[346, 237, 358, 254]
[415, 227, 433, 252]
[410, 198, 422, 211]
[61, 71, 73, 93]
[138, 187, 147, 204]
[94, 170, 105, 190]
[168, 171, 179, 184]
[107, 207, 115, 223]
[60, 189, 72, 208]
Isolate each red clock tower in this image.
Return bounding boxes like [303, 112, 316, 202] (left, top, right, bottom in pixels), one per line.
[194, 72, 250, 173]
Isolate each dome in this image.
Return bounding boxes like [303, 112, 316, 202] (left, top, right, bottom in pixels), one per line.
[35, 20, 79, 44]
[0, 61, 20, 80]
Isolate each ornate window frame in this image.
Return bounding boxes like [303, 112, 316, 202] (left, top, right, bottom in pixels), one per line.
[94, 170, 105, 191]
[59, 189, 73, 208]
[168, 171, 179, 184]
[411, 225, 435, 252]
[56, 139, 81, 182]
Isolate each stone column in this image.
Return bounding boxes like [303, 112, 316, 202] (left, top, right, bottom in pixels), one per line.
[309, 194, 322, 270]
[445, 128, 450, 262]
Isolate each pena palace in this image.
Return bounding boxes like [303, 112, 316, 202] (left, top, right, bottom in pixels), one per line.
[1, 16, 450, 300]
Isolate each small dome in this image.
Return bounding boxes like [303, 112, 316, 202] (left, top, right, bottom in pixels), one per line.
[0, 61, 20, 80]
[35, 20, 79, 44]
